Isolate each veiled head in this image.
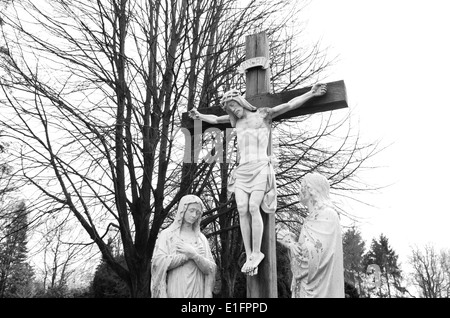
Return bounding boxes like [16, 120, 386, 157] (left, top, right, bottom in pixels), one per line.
[299, 173, 331, 206]
[171, 195, 204, 234]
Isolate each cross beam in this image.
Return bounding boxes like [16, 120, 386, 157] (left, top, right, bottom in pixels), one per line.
[180, 80, 348, 132]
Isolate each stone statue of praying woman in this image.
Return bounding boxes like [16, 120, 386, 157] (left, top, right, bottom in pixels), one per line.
[151, 195, 216, 298]
[277, 173, 344, 298]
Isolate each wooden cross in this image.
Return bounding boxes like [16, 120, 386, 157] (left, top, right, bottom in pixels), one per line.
[181, 32, 348, 298]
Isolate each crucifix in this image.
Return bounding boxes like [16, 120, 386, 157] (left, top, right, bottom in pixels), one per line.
[181, 32, 348, 298]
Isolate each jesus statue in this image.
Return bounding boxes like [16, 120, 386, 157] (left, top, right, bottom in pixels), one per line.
[189, 83, 327, 275]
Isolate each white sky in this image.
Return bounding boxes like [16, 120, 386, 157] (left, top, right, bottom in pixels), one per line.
[303, 0, 450, 268]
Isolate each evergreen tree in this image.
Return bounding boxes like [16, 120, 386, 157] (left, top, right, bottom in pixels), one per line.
[276, 242, 293, 298]
[91, 256, 130, 298]
[363, 233, 403, 298]
[342, 227, 366, 297]
[90, 238, 129, 298]
[0, 201, 34, 297]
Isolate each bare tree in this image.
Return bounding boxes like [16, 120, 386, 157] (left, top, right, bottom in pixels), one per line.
[441, 249, 450, 297]
[408, 244, 450, 298]
[30, 215, 95, 297]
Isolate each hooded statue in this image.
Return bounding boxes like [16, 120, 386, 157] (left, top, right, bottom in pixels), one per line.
[278, 173, 344, 298]
[151, 195, 216, 298]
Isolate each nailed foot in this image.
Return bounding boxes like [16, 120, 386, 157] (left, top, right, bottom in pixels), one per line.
[241, 256, 253, 274]
[243, 252, 264, 276]
[250, 252, 264, 268]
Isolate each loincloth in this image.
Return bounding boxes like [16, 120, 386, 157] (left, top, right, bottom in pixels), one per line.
[228, 159, 277, 213]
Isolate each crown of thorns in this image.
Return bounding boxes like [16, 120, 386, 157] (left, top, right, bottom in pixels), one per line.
[220, 89, 241, 108]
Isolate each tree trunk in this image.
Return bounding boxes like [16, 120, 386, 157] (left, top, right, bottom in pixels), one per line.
[128, 259, 152, 298]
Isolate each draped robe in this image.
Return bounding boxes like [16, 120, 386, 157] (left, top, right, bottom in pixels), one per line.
[151, 229, 216, 298]
[288, 206, 344, 298]
[151, 196, 216, 298]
